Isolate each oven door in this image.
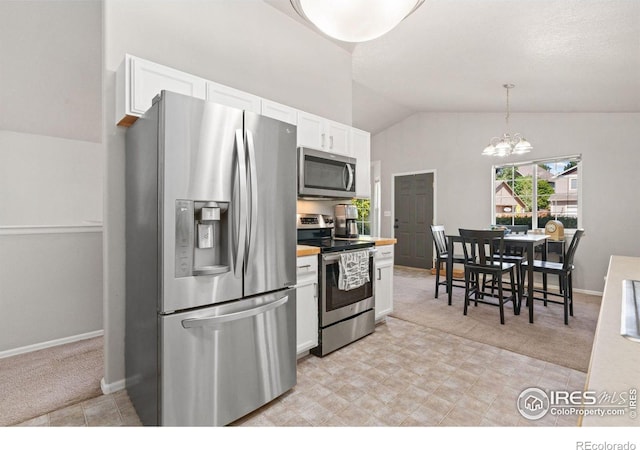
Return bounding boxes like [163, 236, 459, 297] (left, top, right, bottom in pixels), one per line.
[319, 250, 374, 327]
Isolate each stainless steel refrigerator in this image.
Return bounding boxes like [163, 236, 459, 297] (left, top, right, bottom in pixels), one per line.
[125, 91, 297, 426]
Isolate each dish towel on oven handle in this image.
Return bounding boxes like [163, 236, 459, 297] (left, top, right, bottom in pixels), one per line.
[338, 250, 370, 291]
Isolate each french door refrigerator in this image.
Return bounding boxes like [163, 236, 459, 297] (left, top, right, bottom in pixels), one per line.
[125, 91, 297, 426]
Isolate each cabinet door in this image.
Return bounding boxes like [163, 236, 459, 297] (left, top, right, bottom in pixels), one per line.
[352, 128, 371, 198]
[375, 262, 394, 321]
[206, 81, 261, 113]
[261, 99, 298, 125]
[117, 54, 206, 125]
[296, 111, 325, 149]
[296, 255, 318, 356]
[326, 121, 351, 155]
[296, 282, 318, 355]
[374, 245, 394, 321]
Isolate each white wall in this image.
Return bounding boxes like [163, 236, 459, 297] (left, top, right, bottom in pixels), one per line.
[102, 0, 353, 389]
[0, 131, 103, 226]
[0, 1, 103, 354]
[372, 112, 640, 293]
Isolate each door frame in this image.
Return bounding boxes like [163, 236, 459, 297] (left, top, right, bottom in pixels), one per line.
[391, 169, 437, 267]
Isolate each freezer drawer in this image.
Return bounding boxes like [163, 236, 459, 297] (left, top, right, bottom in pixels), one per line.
[160, 288, 296, 426]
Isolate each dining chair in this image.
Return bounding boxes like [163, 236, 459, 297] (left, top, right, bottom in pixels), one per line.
[430, 225, 468, 299]
[484, 225, 528, 299]
[520, 229, 585, 325]
[459, 229, 518, 324]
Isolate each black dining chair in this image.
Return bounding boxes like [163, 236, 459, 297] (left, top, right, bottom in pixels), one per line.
[459, 229, 519, 324]
[520, 229, 585, 325]
[483, 225, 528, 300]
[430, 225, 468, 299]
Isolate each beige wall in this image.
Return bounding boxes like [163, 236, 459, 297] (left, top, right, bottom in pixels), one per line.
[372, 112, 640, 293]
[102, 0, 354, 388]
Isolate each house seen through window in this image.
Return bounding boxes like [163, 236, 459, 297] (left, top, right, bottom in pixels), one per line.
[493, 156, 581, 230]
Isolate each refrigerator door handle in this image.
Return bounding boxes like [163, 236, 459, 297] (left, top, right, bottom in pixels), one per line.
[234, 129, 248, 277]
[181, 294, 289, 329]
[245, 129, 258, 269]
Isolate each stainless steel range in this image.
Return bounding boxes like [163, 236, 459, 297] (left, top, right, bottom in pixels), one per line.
[297, 214, 376, 356]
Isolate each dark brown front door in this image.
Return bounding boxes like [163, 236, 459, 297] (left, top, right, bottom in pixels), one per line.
[394, 172, 434, 269]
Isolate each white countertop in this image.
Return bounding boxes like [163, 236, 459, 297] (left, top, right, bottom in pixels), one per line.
[581, 255, 640, 426]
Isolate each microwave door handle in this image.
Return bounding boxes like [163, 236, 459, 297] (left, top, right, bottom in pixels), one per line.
[234, 129, 248, 277]
[346, 163, 354, 191]
[245, 129, 258, 269]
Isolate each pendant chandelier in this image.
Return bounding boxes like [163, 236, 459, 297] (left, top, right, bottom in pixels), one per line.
[482, 84, 533, 157]
[290, 0, 426, 43]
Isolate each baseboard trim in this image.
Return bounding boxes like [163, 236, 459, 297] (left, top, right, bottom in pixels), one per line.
[0, 329, 104, 359]
[531, 282, 602, 297]
[101, 377, 126, 395]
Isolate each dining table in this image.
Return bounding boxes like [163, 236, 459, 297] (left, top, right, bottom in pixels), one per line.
[445, 232, 549, 323]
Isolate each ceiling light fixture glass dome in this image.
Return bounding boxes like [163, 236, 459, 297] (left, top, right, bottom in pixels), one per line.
[290, 0, 425, 43]
[482, 84, 533, 157]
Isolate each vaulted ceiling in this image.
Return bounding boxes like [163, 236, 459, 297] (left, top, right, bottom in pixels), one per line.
[266, 0, 640, 133]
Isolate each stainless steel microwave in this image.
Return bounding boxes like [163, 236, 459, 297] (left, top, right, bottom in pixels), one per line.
[298, 147, 356, 199]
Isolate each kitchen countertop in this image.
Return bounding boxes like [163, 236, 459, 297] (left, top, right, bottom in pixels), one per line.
[296, 245, 320, 257]
[581, 255, 640, 426]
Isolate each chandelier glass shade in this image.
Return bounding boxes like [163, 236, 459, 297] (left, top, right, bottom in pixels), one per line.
[482, 84, 533, 157]
[290, 0, 425, 43]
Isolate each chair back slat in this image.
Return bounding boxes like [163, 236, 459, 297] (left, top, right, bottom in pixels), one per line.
[563, 229, 585, 270]
[506, 225, 529, 235]
[459, 229, 505, 266]
[430, 225, 448, 257]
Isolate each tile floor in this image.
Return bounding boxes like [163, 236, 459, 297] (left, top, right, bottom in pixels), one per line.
[16, 316, 585, 427]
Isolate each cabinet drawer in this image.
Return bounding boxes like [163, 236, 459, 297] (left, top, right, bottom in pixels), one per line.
[375, 245, 394, 263]
[296, 255, 318, 284]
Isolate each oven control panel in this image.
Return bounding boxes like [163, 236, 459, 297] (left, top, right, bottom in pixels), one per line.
[296, 213, 334, 229]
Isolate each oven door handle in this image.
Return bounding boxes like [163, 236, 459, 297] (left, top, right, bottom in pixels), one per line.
[322, 249, 375, 263]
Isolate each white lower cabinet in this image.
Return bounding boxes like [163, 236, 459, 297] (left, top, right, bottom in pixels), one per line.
[374, 245, 394, 321]
[296, 255, 318, 357]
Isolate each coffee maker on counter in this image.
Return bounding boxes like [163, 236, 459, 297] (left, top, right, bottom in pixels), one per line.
[334, 204, 359, 238]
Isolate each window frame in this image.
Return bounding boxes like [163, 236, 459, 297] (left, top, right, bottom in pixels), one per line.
[491, 155, 582, 231]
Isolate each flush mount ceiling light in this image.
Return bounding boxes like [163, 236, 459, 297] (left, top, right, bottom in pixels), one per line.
[482, 84, 533, 157]
[290, 0, 425, 43]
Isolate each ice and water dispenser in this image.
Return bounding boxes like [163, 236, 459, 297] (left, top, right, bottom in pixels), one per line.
[175, 200, 230, 277]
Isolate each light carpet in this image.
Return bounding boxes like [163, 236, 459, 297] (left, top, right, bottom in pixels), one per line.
[0, 336, 103, 426]
[390, 266, 601, 373]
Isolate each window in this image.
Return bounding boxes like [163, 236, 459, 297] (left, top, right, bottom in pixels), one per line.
[569, 177, 578, 191]
[492, 156, 581, 230]
[351, 198, 371, 236]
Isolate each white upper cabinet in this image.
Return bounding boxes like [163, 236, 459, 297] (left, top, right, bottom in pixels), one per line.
[297, 111, 351, 155]
[351, 127, 371, 198]
[326, 120, 351, 155]
[261, 99, 298, 125]
[206, 81, 261, 114]
[116, 54, 206, 126]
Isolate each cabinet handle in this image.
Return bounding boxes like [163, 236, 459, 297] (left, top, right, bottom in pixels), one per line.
[313, 282, 317, 299]
[330, 135, 334, 149]
[377, 268, 382, 281]
[321, 133, 326, 148]
[382, 252, 392, 256]
[297, 264, 311, 270]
